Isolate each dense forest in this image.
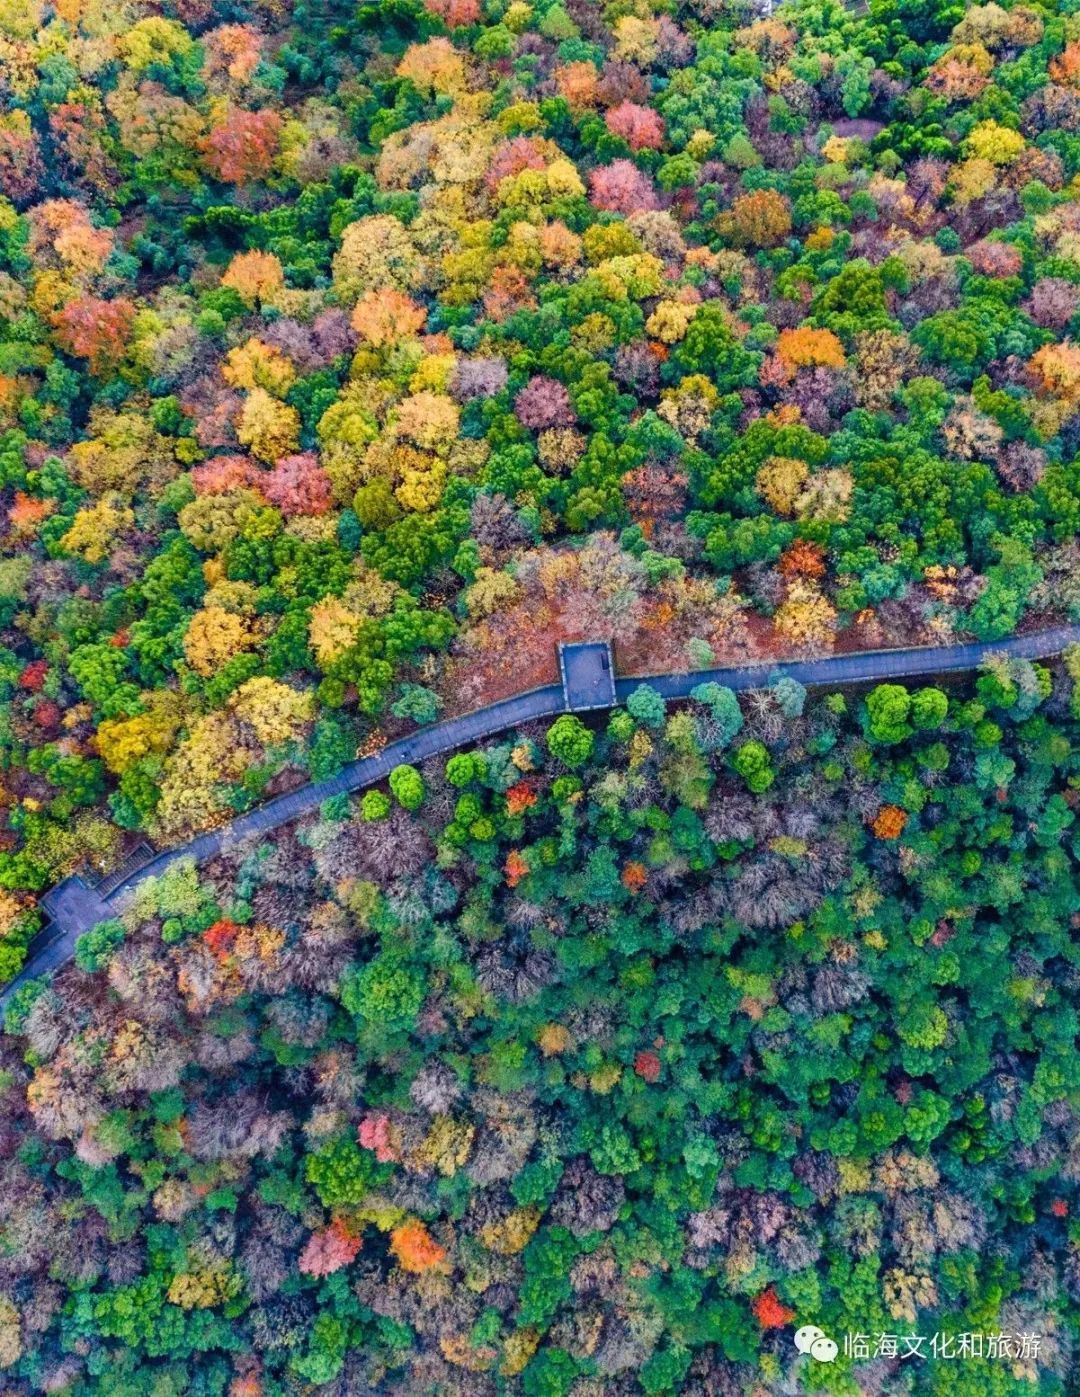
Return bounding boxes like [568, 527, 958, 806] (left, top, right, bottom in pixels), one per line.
[1, 0, 1080, 979]
[0, 660, 1077, 1393]
[1, 0, 1080, 1390]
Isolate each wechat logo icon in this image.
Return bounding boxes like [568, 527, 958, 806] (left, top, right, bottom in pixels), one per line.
[794, 1325, 839, 1363]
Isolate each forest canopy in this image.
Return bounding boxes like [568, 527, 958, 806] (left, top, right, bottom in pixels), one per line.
[0, 0, 1078, 981]
[0, 0, 1079, 1391]
[0, 659, 1078, 1393]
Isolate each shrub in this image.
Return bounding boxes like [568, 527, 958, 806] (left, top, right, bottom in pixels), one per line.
[361, 790, 391, 821]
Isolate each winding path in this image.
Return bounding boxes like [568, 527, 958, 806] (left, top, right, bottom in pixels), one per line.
[4, 624, 1079, 1012]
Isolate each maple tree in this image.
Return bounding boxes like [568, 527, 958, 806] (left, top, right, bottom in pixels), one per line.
[390, 1220, 448, 1275]
[52, 296, 136, 376]
[202, 109, 282, 184]
[298, 1219, 362, 1278]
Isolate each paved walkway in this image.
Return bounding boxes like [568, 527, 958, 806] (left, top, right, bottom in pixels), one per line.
[3, 624, 1078, 1012]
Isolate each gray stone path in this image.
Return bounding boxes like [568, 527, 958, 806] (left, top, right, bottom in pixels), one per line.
[4, 624, 1078, 1012]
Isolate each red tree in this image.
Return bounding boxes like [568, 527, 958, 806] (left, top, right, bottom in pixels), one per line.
[298, 1218, 362, 1277]
[589, 160, 660, 214]
[0, 119, 44, 206]
[605, 102, 665, 151]
[202, 110, 282, 184]
[486, 136, 550, 191]
[192, 455, 265, 496]
[53, 297, 136, 376]
[19, 661, 48, 692]
[424, 0, 480, 23]
[358, 1112, 400, 1163]
[752, 1287, 795, 1328]
[49, 102, 115, 192]
[263, 453, 333, 517]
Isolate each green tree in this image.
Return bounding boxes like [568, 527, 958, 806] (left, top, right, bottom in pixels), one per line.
[361, 790, 391, 821]
[626, 684, 666, 729]
[865, 684, 912, 744]
[389, 764, 424, 810]
[446, 751, 486, 787]
[305, 1133, 388, 1208]
[75, 918, 126, 974]
[546, 714, 594, 768]
[731, 739, 774, 793]
[690, 682, 744, 749]
[911, 687, 948, 730]
[391, 684, 442, 726]
[340, 950, 426, 1029]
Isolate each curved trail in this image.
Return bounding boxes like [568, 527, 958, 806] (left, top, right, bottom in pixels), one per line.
[4, 624, 1078, 1011]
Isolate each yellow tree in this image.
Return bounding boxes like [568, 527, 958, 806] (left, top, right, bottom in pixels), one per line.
[236, 388, 301, 462]
[60, 496, 134, 564]
[95, 694, 184, 774]
[332, 216, 423, 302]
[223, 339, 297, 396]
[154, 713, 259, 837]
[182, 605, 258, 677]
[221, 250, 285, 307]
[228, 676, 314, 745]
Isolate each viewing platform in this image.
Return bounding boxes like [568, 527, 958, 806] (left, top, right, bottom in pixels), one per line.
[558, 641, 616, 712]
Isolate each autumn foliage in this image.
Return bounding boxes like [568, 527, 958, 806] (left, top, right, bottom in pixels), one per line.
[505, 780, 538, 816]
[221, 251, 285, 307]
[621, 861, 648, 893]
[351, 289, 427, 347]
[719, 189, 792, 247]
[52, 297, 136, 375]
[0, 662, 1076, 1388]
[390, 1220, 447, 1274]
[202, 109, 282, 183]
[872, 804, 908, 839]
[775, 327, 847, 376]
[0, 0, 1074, 1385]
[752, 1287, 796, 1329]
[504, 849, 530, 887]
[605, 102, 665, 151]
[298, 1218, 362, 1278]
